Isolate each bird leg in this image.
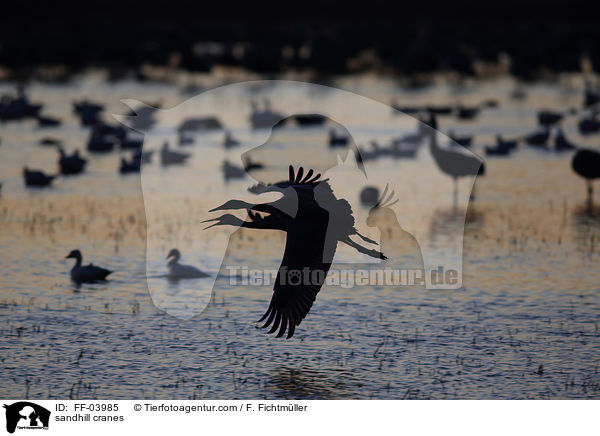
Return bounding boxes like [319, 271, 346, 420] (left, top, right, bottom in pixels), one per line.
[453, 177, 459, 210]
[587, 180, 594, 209]
[342, 237, 387, 260]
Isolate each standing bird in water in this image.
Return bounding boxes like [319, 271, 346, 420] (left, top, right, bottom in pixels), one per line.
[204, 166, 385, 339]
[65, 249, 112, 283]
[571, 149, 600, 206]
[426, 114, 485, 206]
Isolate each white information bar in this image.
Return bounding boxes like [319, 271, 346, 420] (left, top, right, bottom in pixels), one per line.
[1, 400, 596, 435]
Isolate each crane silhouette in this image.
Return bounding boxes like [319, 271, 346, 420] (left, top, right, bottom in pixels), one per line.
[426, 114, 485, 206]
[571, 149, 600, 206]
[204, 165, 385, 339]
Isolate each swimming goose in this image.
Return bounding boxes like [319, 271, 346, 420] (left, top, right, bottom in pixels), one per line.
[537, 110, 563, 127]
[87, 130, 116, 153]
[389, 137, 420, 158]
[554, 128, 577, 152]
[23, 168, 55, 187]
[524, 127, 550, 147]
[66, 249, 112, 283]
[0, 86, 42, 121]
[243, 157, 264, 172]
[37, 114, 62, 127]
[485, 135, 518, 156]
[222, 160, 246, 181]
[357, 141, 384, 161]
[456, 105, 480, 120]
[58, 149, 87, 175]
[578, 116, 600, 134]
[133, 149, 153, 165]
[119, 156, 141, 174]
[166, 249, 209, 279]
[249, 99, 285, 129]
[73, 100, 104, 126]
[40, 137, 62, 147]
[328, 129, 349, 148]
[161, 142, 190, 166]
[119, 135, 144, 150]
[223, 131, 241, 148]
[448, 130, 472, 147]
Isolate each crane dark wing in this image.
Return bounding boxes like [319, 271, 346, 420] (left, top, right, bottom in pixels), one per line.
[258, 211, 335, 340]
[258, 260, 332, 339]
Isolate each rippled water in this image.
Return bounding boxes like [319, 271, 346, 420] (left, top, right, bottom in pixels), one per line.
[1, 76, 599, 399]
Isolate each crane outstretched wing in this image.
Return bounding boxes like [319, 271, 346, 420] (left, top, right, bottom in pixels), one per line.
[258, 259, 333, 339]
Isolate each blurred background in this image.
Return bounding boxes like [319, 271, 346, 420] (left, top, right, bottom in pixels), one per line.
[1, 0, 599, 81]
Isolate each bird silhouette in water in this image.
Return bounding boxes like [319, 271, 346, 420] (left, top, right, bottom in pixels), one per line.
[65, 249, 112, 283]
[426, 114, 485, 206]
[58, 148, 87, 175]
[166, 248, 209, 279]
[23, 167, 55, 187]
[571, 149, 600, 207]
[204, 165, 385, 339]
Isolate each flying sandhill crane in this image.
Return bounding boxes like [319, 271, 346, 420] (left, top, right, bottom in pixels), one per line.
[571, 149, 600, 206]
[426, 115, 485, 206]
[204, 166, 385, 339]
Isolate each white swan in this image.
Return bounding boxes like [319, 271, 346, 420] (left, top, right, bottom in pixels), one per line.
[167, 249, 209, 279]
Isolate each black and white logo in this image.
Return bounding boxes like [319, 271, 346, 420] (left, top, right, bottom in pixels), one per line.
[3, 402, 50, 434]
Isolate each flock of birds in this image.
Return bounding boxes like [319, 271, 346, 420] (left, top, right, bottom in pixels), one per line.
[6, 85, 599, 201]
[1, 89, 276, 188]
[2, 83, 600, 339]
[65, 247, 208, 284]
[385, 85, 600, 204]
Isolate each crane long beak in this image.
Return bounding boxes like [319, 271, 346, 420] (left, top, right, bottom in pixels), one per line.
[201, 217, 223, 230]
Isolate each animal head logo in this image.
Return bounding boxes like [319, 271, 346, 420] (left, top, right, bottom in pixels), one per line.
[114, 80, 483, 321]
[3, 402, 50, 434]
